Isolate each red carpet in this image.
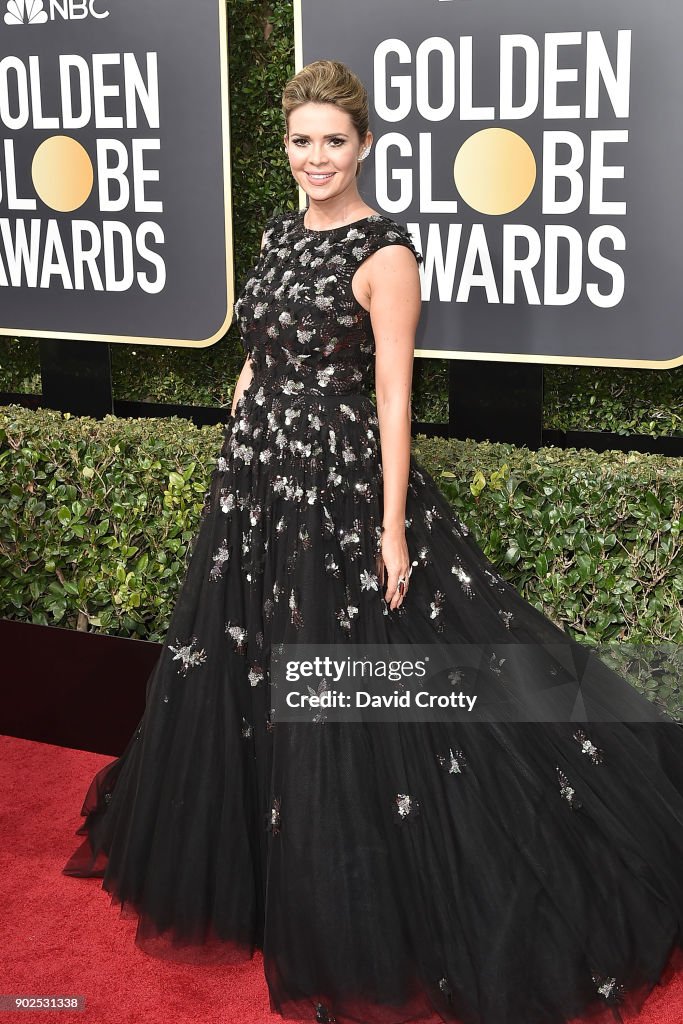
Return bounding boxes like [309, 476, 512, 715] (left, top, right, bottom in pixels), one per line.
[1, 733, 681, 1024]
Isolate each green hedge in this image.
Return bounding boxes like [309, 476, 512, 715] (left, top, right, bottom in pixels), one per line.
[1, 404, 681, 718]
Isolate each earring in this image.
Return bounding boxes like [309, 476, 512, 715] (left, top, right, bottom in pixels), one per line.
[358, 146, 371, 162]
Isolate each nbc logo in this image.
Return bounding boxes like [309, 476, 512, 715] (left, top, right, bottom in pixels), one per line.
[4, 0, 109, 23]
[4, 0, 47, 23]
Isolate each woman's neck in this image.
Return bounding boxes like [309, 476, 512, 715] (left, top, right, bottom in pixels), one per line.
[303, 193, 372, 231]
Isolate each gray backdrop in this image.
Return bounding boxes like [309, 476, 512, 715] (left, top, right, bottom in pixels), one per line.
[0, 0, 231, 347]
[300, 0, 682, 366]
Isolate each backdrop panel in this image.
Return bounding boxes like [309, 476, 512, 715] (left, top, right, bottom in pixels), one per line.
[0, 0, 232, 347]
[297, 0, 683, 368]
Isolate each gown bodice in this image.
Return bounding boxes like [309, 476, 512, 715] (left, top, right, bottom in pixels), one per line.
[234, 208, 423, 397]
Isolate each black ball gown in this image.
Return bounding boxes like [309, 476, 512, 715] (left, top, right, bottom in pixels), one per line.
[63, 208, 683, 1024]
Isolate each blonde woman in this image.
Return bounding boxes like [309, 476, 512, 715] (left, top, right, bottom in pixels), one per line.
[65, 60, 683, 1024]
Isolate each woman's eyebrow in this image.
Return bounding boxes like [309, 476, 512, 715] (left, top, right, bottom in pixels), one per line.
[291, 133, 349, 139]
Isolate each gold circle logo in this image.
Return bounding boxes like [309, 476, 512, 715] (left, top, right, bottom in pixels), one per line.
[32, 136, 94, 212]
[454, 128, 536, 216]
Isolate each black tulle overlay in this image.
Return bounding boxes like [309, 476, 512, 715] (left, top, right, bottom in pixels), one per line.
[63, 208, 683, 1024]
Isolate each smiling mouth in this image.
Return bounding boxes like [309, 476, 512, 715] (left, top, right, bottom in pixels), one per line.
[306, 171, 335, 183]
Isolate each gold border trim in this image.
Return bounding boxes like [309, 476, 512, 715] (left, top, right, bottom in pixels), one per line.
[294, 0, 303, 75]
[292, 0, 682, 370]
[413, 349, 683, 369]
[294, 0, 308, 213]
[0, 0, 234, 349]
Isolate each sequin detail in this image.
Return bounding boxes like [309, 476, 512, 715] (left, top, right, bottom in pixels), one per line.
[436, 748, 468, 774]
[225, 623, 248, 656]
[556, 767, 582, 810]
[393, 793, 421, 823]
[209, 540, 230, 581]
[167, 637, 207, 675]
[591, 972, 625, 1005]
[573, 728, 605, 765]
[438, 977, 453, 1002]
[429, 591, 446, 632]
[268, 796, 282, 836]
[451, 557, 474, 598]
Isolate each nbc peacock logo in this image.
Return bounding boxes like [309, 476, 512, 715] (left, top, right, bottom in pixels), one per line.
[4, 0, 48, 24]
[3, 0, 109, 23]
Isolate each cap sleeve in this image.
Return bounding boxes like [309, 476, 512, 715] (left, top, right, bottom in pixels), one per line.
[260, 211, 288, 255]
[352, 216, 423, 267]
[235, 212, 286, 358]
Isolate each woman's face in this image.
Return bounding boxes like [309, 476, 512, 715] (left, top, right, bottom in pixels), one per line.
[284, 102, 371, 202]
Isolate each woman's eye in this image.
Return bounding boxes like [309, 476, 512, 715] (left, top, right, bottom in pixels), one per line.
[291, 138, 345, 147]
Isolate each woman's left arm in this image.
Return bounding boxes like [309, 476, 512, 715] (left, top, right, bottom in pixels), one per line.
[367, 244, 422, 609]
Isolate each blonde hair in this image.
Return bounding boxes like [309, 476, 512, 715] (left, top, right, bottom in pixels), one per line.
[282, 60, 369, 177]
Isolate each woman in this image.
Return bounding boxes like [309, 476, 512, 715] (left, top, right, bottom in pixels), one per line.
[64, 60, 683, 1024]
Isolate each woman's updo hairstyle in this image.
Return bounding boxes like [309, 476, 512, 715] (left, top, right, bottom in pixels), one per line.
[282, 60, 370, 178]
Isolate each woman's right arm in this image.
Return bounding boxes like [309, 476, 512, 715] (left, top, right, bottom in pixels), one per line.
[230, 228, 267, 416]
[230, 357, 254, 417]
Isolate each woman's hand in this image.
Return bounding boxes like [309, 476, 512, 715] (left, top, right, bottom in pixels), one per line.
[376, 524, 412, 610]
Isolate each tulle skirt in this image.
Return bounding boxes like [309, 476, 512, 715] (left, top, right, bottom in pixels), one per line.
[64, 384, 683, 1024]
